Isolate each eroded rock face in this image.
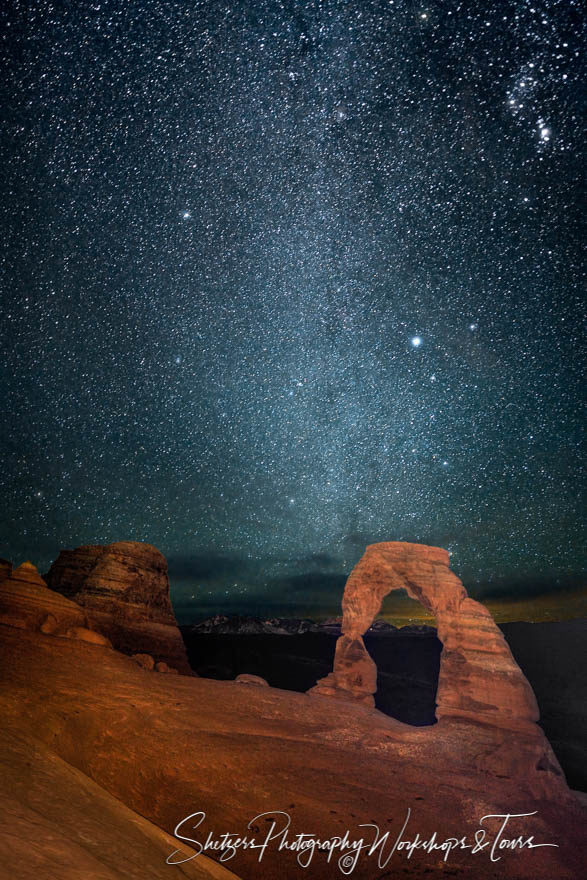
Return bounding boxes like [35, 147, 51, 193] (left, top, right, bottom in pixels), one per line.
[308, 542, 539, 728]
[1, 621, 580, 880]
[0, 562, 88, 635]
[45, 542, 191, 673]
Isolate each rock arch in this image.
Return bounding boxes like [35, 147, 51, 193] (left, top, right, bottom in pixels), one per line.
[308, 542, 539, 728]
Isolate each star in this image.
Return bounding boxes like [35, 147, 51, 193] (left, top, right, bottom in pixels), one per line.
[0, 0, 581, 618]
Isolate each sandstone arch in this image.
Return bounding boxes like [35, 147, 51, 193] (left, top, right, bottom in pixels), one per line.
[308, 542, 539, 728]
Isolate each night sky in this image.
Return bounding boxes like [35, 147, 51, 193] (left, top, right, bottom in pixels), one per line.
[1, 1, 584, 620]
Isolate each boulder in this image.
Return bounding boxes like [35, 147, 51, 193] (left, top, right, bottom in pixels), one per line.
[45, 542, 191, 674]
[235, 673, 269, 687]
[132, 653, 155, 671]
[61, 626, 112, 647]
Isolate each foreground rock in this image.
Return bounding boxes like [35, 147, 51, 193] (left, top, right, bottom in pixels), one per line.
[0, 725, 240, 880]
[0, 622, 584, 880]
[235, 673, 269, 686]
[45, 541, 191, 673]
[0, 561, 88, 634]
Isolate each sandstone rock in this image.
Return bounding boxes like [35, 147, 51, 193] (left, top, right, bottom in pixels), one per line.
[235, 673, 269, 687]
[61, 626, 112, 647]
[45, 542, 191, 673]
[0, 727, 241, 880]
[39, 613, 59, 634]
[308, 542, 539, 728]
[1, 622, 581, 880]
[0, 562, 88, 635]
[132, 653, 155, 671]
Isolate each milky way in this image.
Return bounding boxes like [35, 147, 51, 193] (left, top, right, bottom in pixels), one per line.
[1, 1, 584, 615]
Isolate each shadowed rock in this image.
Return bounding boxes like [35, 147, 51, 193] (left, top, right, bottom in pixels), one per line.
[0, 558, 11, 583]
[45, 542, 191, 673]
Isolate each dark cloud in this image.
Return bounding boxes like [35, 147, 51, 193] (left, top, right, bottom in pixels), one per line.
[294, 551, 340, 568]
[475, 575, 586, 600]
[268, 572, 347, 595]
[167, 553, 251, 582]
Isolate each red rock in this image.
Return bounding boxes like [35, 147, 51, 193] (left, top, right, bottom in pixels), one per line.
[0, 725, 240, 880]
[132, 653, 156, 671]
[0, 562, 88, 635]
[1, 623, 583, 880]
[45, 542, 191, 673]
[309, 542, 539, 728]
[235, 673, 269, 687]
[153, 661, 182, 675]
[61, 626, 112, 647]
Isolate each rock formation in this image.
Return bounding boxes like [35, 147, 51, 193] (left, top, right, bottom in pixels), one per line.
[1, 540, 585, 879]
[235, 673, 269, 686]
[0, 726, 240, 880]
[1, 616, 583, 880]
[45, 542, 191, 673]
[0, 561, 89, 635]
[132, 653, 156, 671]
[309, 542, 539, 729]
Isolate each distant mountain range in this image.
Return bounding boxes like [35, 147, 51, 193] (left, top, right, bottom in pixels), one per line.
[183, 614, 436, 635]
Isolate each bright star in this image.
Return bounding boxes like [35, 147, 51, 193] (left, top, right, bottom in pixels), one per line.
[411, 336, 422, 347]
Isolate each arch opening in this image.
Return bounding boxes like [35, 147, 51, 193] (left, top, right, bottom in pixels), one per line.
[369, 591, 441, 725]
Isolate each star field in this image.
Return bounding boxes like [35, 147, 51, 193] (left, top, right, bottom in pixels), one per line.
[0, 0, 584, 615]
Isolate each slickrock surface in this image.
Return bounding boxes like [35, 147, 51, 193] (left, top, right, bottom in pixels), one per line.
[0, 725, 240, 880]
[45, 541, 191, 673]
[0, 561, 88, 634]
[309, 542, 539, 728]
[1, 621, 585, 880]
